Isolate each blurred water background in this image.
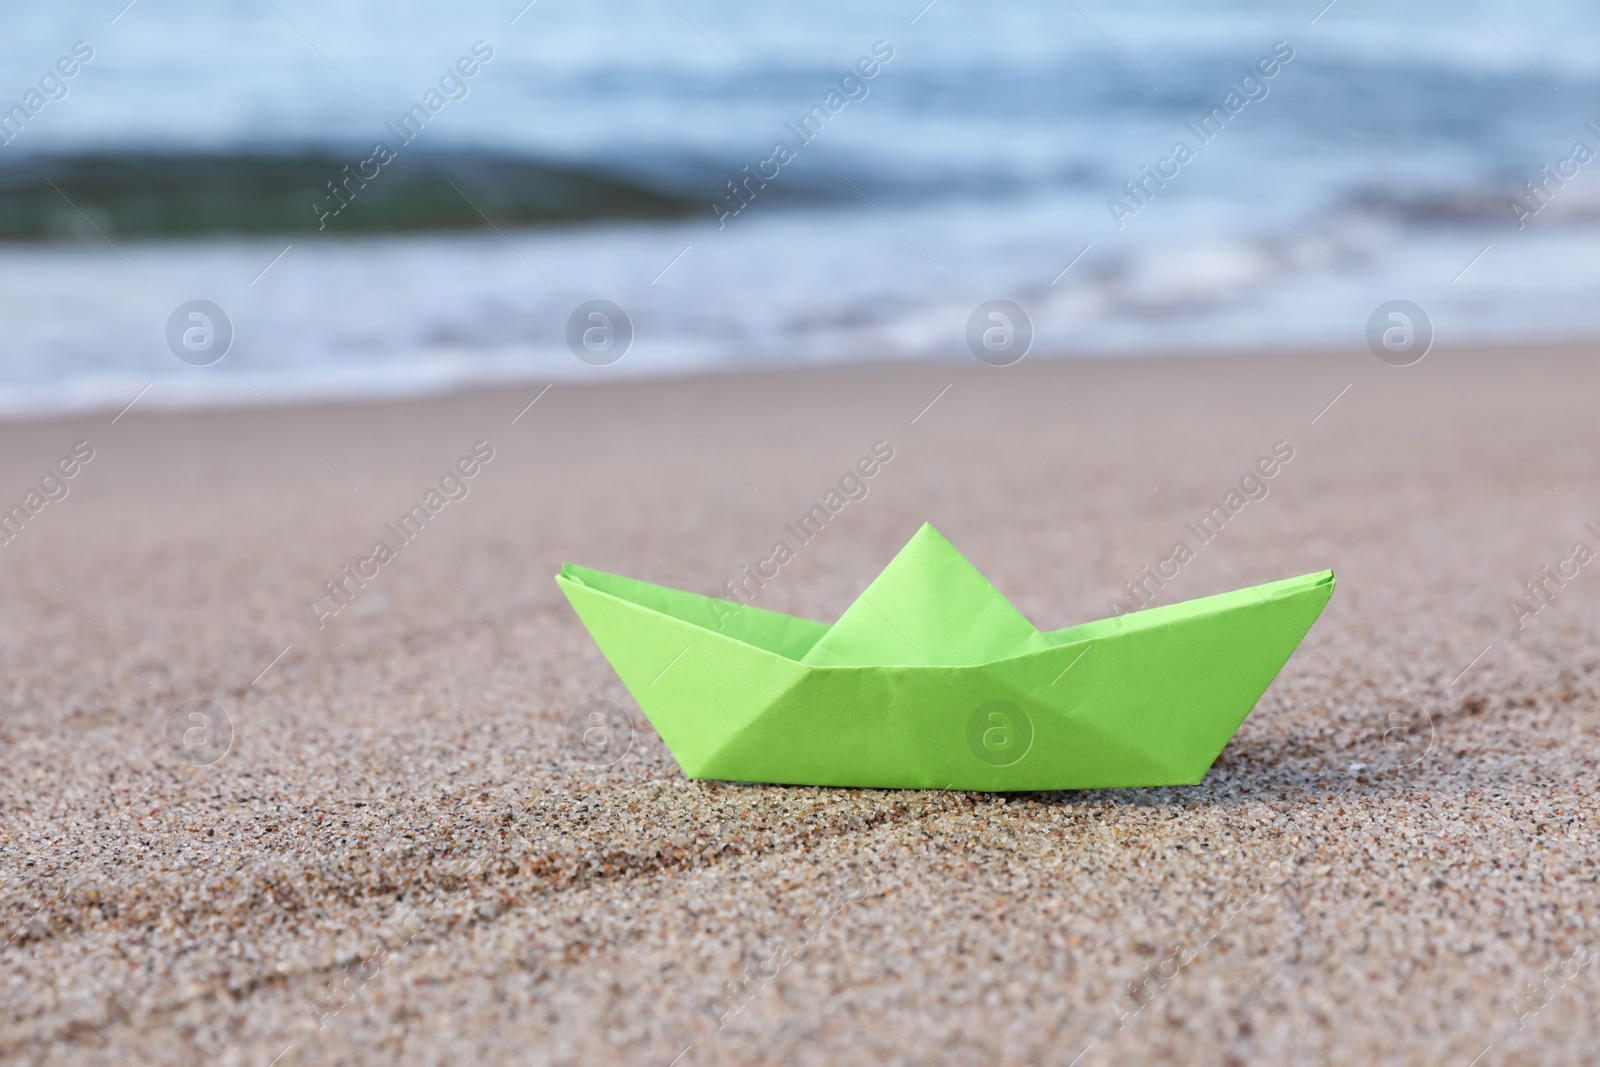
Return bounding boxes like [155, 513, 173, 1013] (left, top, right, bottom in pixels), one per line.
[0, 0, 1595, 415]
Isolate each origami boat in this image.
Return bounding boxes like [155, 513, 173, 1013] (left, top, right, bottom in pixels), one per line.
[557, 524, 1334, 791]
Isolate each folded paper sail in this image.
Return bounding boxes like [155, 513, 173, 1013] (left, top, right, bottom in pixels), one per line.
[556, 523, 1335, 791]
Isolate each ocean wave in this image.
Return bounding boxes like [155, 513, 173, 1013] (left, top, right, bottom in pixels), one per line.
[1345, 183, 1600, 228]
[0, 150, 708, 239]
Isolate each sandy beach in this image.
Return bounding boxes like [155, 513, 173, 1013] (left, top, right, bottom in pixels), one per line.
[3, 346, 1598, 1066]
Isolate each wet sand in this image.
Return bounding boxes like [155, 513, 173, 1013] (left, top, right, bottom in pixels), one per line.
[3, 346, 1598, 1065]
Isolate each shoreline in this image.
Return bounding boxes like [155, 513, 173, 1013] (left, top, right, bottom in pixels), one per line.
[6, 336, 1600, 426]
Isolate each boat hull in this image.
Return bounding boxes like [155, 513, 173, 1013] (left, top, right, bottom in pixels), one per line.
[557, 566, 1334, 791]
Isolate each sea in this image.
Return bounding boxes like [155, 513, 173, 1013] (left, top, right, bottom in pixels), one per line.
[1, 0, 1596, 417]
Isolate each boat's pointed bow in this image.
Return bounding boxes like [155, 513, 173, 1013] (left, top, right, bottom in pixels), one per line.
[1090, 567, 1336, 784]
[555, 565, 812, 778]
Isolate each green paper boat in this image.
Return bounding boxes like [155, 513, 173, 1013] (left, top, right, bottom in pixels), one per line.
[557, 523, 1334, 791]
